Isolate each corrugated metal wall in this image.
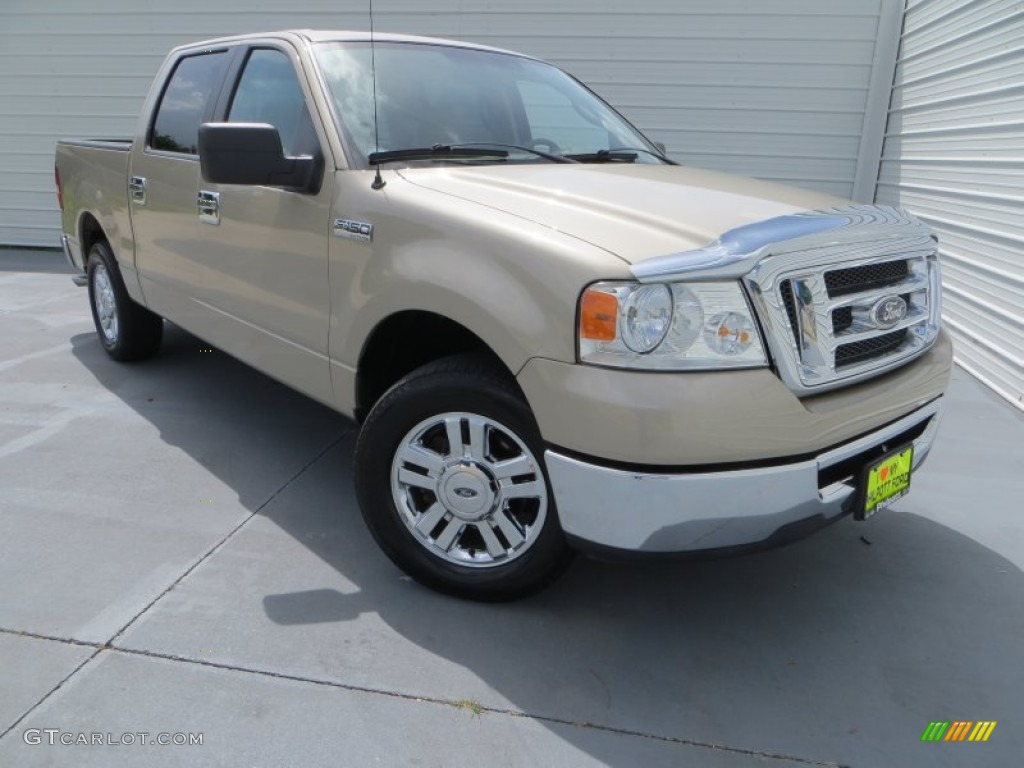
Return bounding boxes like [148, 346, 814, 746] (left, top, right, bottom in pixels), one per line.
[877, 0, 1024, 410]
[1, 0, 889, 248]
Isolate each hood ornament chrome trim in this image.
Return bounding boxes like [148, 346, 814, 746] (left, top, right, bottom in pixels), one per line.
[631, 205, 929, 282]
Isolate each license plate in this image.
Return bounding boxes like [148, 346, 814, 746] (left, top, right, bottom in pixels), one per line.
[858, 444, 914, 520]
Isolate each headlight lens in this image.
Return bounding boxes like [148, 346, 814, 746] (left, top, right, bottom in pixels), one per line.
[578, 280, 767, 370]
[620, 284, 673, 352]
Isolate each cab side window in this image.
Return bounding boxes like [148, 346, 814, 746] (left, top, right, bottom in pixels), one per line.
[229, 49, 318, 157]
[151, 52, 228, 154]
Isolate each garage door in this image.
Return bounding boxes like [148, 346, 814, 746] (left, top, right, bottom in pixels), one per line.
[876, 0, 1024, 409]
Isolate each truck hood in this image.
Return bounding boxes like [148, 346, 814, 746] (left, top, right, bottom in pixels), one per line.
[396, 164, 847, 265]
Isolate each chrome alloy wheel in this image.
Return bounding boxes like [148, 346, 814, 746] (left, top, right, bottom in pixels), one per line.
[91, 262, 119, 343]
[390, 412, 548, 567]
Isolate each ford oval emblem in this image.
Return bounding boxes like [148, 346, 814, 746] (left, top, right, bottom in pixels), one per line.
[453, 487, 479, 499]
[870, 295, 908, 329]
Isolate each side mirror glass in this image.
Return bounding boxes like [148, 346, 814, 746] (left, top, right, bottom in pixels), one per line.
[198, 123, 322, 193]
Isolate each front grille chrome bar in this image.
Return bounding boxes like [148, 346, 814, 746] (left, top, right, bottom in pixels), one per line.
[746, 235, 941, 394]
[825, 271, 928, 312]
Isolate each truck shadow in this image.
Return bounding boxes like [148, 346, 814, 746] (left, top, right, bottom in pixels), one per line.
[71, 324, 1024, 766]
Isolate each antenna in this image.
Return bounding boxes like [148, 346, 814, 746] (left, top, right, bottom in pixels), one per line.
[369, 0, 386, 190]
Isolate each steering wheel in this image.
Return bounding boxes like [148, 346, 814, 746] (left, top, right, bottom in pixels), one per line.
[530, 137, 563, 155]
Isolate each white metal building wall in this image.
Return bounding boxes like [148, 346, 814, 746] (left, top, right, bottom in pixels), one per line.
[876, 0, 1024, 409]
[1, 0, 893, 248]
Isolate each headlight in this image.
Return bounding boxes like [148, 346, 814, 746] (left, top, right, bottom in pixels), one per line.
[620, 283, 673, 352]
[578, 281, 767, 370]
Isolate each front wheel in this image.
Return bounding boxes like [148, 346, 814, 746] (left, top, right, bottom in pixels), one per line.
[87, 241, 163, 361]
[354, 356, 573, 600]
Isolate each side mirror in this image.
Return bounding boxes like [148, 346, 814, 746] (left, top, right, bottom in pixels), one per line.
[653, 141, 668, 156]
[198, 123, 322, 193]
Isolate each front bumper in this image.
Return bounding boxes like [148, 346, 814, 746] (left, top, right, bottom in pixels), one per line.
[545, 398, 943, 554]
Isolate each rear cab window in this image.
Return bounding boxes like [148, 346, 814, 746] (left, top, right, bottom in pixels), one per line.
[150, 51, 229, 154]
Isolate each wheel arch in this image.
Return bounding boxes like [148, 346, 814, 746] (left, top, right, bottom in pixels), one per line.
[78, 212, 108, 263]
[355, 310, 521, 422]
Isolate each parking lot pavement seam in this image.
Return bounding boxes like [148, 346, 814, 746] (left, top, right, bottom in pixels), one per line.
[0, 627, 99, 649]
[0, 625, 849, 766]
[0, 630, 104, 743]
[118, 633, 860, 767]
[104, 428, 353, 650]
[0, 429, 351, 745]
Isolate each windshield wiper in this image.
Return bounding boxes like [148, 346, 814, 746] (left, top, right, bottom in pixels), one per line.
[564, 148, 676, 164]
[452, 142, 578, 163]
[368, 144, 509, 165]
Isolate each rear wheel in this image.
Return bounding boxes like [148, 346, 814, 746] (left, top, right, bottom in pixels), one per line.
[354, 355, 573, 600]
[87, 241, 162, 361]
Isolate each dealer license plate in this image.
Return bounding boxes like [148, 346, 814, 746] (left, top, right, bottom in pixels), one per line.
[858, 444, 914, 520]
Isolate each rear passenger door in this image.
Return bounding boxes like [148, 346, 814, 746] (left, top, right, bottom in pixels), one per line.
[192, 44, 334, 406]
[129, 48, 233, 324]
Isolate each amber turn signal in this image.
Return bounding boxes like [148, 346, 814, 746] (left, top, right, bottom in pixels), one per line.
[580, 289, 618, 341]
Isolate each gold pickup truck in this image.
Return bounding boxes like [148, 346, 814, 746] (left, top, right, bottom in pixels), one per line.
[55, 30, 952, 600]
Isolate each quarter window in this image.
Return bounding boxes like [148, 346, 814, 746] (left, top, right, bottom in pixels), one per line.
[151, 52, 228, 154]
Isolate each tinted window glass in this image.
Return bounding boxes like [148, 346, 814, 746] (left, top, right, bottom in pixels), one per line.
[229, 49, 317, 156]
[152, 52, 228, 154]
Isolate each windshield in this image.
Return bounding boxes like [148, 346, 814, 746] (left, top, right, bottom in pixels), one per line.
[314, 41, 663, 165]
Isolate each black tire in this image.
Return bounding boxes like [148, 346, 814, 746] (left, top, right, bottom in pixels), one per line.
[354, 355, 574, 601]
[86, 241, 163, 361]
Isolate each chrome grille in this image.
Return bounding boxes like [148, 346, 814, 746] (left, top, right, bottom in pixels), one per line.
[780, 279, 799, 335]
[832, 305, 853, 334]
[835, 329, 907, 368]
[746, 232, 942, 394]
[824, 260, 909, 297]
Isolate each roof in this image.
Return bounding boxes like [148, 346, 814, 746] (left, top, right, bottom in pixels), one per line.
[174, 29, 531, 61]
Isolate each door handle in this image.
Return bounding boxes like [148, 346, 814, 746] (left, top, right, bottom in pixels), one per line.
[197, 191, 220, 225]
[129, 176, 147, 205]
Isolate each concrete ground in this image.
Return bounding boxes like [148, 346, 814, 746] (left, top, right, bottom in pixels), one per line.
[0, 249, 1021, 768]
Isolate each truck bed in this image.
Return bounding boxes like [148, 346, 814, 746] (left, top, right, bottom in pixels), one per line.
[57, 138, 133, 151]
[55, 138, 134, 272]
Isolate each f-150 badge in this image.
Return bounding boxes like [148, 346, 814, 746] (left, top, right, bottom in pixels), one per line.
[333, 218, 373, 242]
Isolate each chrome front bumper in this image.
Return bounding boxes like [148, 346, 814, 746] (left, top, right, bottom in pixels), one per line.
[545, 399, 943, 554]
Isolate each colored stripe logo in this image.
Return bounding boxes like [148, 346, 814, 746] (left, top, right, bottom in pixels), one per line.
[921, 721, 997, 742]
